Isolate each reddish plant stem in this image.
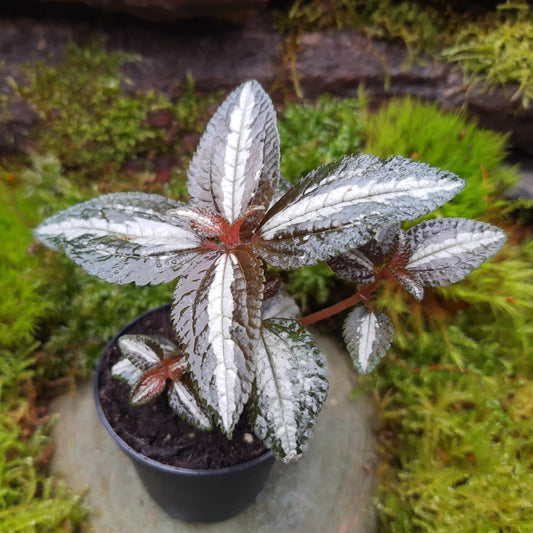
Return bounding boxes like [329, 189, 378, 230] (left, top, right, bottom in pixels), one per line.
[299, 281, 379, 327]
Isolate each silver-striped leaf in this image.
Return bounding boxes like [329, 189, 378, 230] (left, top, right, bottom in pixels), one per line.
[257, 154, 464, 268]
[33, 192, 203, 286]
[392, 268, 425, 301]
[187, 80, 280, 226]
[117, 334, 178, 371]
[404, 218, 507, 287]
[111, 358, 143, 387]
[251, 318, 328, 462]
[343, 307, 393, 374]
[168, 379, 213, 431]
[171, 246, 264, 436]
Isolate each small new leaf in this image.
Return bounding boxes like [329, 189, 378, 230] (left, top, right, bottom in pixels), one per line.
[343, 307, 393, 374]
[251, 318, 328, 462]
[110, 358, 143, 387]
[118, 334, 177, 371]
[404, 218, 507, 287]
[130, 367, 168, 406]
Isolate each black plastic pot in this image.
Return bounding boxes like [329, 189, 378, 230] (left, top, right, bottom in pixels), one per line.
[94, 304, 275, 523]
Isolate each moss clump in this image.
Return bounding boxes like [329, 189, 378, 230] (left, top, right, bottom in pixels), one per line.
[367, 226, 533, 531]
[362, 96, 520, 221]
[443, 4, 533, 108]
[279, 93, 366, 181]
[276, 0, 461, 53]
[0, 413, 87, 533]
[278, 1, 533, 106]
[13, 40, 217, 189]
[0, 177, 87, 531]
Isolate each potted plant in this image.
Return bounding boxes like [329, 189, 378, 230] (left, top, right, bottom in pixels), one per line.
[34, 80, 506, 522]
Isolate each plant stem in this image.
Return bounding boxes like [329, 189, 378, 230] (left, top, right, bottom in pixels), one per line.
[299, 282, 378, 327]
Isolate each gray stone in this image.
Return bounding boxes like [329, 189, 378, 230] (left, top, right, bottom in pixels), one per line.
[50, 330, 379, 532]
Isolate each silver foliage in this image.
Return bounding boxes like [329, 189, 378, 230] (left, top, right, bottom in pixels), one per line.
[251, 319, 328, 462]
[404, 218, 507, 287]
[117, 334, 177, 371]
[112, 334, 212, 429]
[257, 154, 465, 268]
[343, 307, 394, 374]
[33, 192, 203, 286]
[168, 381, 213, 431]
[187, 80, 280, 225]
[171, 248, 263, 436]
[110, 358, 142, 387]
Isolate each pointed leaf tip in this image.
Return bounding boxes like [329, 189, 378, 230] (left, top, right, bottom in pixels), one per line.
[33, 192, 203, 286]
[187, 80, 280, 225]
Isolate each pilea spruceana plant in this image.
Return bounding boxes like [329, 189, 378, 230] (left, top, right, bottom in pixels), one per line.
[34, 80, 506, 462]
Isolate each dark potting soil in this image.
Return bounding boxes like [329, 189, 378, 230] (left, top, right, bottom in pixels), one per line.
[97, 304, 268, 470]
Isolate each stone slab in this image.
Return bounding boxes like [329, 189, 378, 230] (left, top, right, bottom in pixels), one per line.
[50, 331, 379, 532]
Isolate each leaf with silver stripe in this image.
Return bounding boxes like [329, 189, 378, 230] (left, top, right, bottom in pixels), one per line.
[33, 192, 204, 286]
[117, 334, 178, 371]
[171, 247, 264, 436]
[343, 307, 393, 374]
[111, 358, 143, 387]
[328, 249, 376, 283]
[257, 154, 464, 268]
[168, 378, 213, 431]
[187, 80, 280, 225]
[404, 218, 507, 287]
[250, 318, 328, 462]
[328, 224, 402, 283]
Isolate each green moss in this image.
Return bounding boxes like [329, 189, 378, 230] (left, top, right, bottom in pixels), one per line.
[278, 2, 532, 104]
[361, 96, 520, 221]
[276, 0, 458, 53]
[279, 93, 366, 181]
[375, 372, 533, 532]
[13, 40, 217, 189]
[0, 178, 87, 530]
[0, 414, 86, 532]
[443, 4, 533, 108]
[368, 238, 533, 531]
[14, 40, 160, 174]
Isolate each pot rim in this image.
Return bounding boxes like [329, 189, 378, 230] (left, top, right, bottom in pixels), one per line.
[94, 303, 274, 478]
